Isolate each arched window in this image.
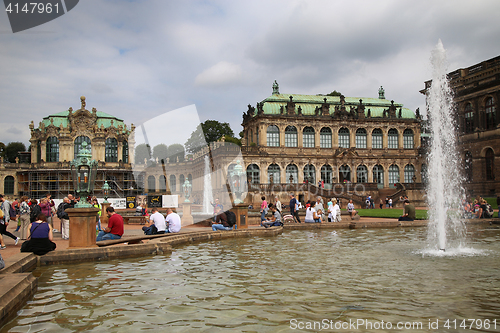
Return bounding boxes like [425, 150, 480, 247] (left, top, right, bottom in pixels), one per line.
[320, 165, 332, 185]
[188, 174, 192, 184]
[303, 127, 315, 147]
[421, 164, 428, 184]
[372, 128, 383, 149]
[268, 164, 280, 183]
[74, 136, 91, 158]
[339, 165, 351, 182]
[320, 127, 332, 148]
[388, 129, 398, 149]
[136, 174, 145, 191]
[464, 103, 474, 133]
[169, 175, 177, 192]
[4, 176, 14, 195]
[356, 165, 368, 183]
[105, 138, 118, 162]
[286, 164, 298, 184]
[404, 164, 415, 183]
[388, 165, 399, 186]
[464, 152, 472, 182]
[355, 128, 367, 149]
[485, 148, 495, 180]
[159, 175, 167, 191]
[338, 128, 350, 148]
[403, 129, 414, 149]
[266, 125, 280, 147]
[303, 164, 316, 184]
[179, 174, 185, 188]
[372, 164, 384, 187]
[37, 140, 41, 162]
[485, 97, 496, 130]
[246, 164, 260, 184]
[46, 136, 59, 162]
[147, 175, 156, 192]
[122, 140, 129, 163]
[285, 126, 298, 147]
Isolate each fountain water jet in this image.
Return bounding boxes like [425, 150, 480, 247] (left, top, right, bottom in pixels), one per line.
[202, 154, 214, 214]
[426, 40, 466, 252]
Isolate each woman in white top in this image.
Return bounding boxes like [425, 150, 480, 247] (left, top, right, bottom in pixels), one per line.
[305, 201, 321, 223]
[329, 198, 341, 222]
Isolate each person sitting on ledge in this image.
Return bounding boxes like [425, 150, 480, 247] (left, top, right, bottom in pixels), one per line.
[262, 204, 283, 228]
[211, 207, 233, 231]
[96, 206, 124, 241]
[398, 199, 416, 221]
[304, 201, 322, 223]
[165, 208, 182, 233]
[142, 207, 166, 235]
[20, 213, 56, 255]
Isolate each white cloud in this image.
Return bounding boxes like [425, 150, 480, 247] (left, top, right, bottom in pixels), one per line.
[194, 61, 243, 87]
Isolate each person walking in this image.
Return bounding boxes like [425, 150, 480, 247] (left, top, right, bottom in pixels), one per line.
[0, 194, 20, 248]
[289, 193, 301, 223]
[19, 196, 31, 240]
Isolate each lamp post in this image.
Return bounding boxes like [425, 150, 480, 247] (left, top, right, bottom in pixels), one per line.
[70, 141, 98, 208]
[102, 181, 110, 203]
[182, 179, 192, 203]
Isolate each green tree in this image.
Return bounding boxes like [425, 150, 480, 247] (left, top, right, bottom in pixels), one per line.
[152, 144, 168, 164]
[223, 135, 241, 146]
[185, 120, 234, 153]
[135, 144, 151, 164]
[167, 143, 185, 162]
[4, 142, 26, 163]
[326, 90, 342, 96]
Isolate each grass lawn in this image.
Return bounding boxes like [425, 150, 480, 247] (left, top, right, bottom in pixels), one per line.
[483, 197, 498, 210]
[344, 208, 428, 220]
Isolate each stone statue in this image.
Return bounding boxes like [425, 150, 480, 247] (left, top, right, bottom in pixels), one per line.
[298, 106, 302, 115]
[272, 80, 279, 95]
[367, 109, 371, 118]
[416, 107, 420, 119]
[398, 108, 402, 118]
[378, 86, 385, 99]
[80, 96, 86, 109]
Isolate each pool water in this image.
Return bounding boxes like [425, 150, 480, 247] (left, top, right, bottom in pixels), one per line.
[3, 226, 500, 332]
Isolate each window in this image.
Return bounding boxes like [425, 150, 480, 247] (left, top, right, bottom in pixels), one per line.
[4, 176, 14, 195]
[388, 129, 398, 149]
[179, 174, 185, 188]
[148, 175, 156, 192]
[339, 128, 350, 148]
[485, 97, 496, 130]
[268, 164, 280, 183]
[355, 129, 367, 149]
[320, 127, 332, 148]
[321, 165, 332, 184]
[246, 164, 260, 184]
[266, 125, 280, 147]
[339, 165, 351, 182]
[159, 175, 167, 191]
[303, 164, 316, 184]
[372, 165, 384, 185]
[372, 129, 383, 149]
[74, 136, 91, 158]
[404, 164, 415, 183]
[285, 126, 298, 147]
[486, 148, 495, 180]
[46, 136, 59, 162]
[286, 164, 298, 183]
[421, 164, 428, 184]
[464, 152, 472, 182]
[122, 140, 129, 163]
[303, 127, 315, 147]
[403, 129, 414, 149]
[388, 165, 399, 185]
[356, 165, 368, 183]
[169, 175, 177, 192]
[105, 138, 118, 162]
[464, 103, 474, 133]
[37, 140, 41, 162]
[136, 174, 145, 191]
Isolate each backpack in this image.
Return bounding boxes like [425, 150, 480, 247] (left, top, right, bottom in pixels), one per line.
[8, 203, 16, 221]
[56, 202, 66, 219]
[484, 204, 494, 218]
[30, 205, 41, 222]
[225, 210, 237, 227]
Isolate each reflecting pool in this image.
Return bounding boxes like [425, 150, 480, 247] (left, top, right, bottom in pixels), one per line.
[3, 226, 500, 332]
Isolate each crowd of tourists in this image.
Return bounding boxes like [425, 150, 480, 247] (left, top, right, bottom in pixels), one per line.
[463, 196, 496, 219]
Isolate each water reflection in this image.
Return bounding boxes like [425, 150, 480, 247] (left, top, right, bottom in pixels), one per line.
[4, 226, 500, 332]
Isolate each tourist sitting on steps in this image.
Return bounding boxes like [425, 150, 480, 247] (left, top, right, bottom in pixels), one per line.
[142, 207, 166, 235]
[398, 199, 416, 221]
[304, 201, 322, 223]
[165, 208, 182, 233]
[211, 207, 233, 231]
[20, 213, 56, 255]
[347, 199, 357, 219]
[262, 204, 283, 228]
[96, 206, 124, 241]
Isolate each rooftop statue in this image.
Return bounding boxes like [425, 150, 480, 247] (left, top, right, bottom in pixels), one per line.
[272, 80, 279, 95]
[378, 86, 385, 99]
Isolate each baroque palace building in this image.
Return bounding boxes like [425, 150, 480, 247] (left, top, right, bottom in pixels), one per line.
[240, 81, 425, 204]
[421, 55, 500, 197]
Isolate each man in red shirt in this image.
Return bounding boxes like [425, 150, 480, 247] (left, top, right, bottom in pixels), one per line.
[96, 206, 124, 241]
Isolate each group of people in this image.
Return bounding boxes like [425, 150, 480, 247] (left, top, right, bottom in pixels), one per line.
[141, 208, 182, 235]
[463, 196, 495, 219]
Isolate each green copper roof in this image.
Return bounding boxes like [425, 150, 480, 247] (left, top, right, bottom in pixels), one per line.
[42, 110, 127, 129]
[260, 93, 415, 119]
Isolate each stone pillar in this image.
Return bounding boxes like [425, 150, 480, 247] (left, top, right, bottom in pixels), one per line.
[101, 202, 111, 226]
[66, 207, 99, 248]
[181, 202, 194, 226]
[231, 203, 248, 229]
[367, 129, 372, 149]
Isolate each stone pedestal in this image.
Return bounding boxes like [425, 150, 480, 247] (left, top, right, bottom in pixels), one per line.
[231, 204, 248, 229]
[101, 202, 111, 226]
[181, 202, 194, 226]
[66, 207, 99, 248]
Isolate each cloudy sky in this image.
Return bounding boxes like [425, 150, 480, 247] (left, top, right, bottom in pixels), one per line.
[1, 0, 499, 148]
